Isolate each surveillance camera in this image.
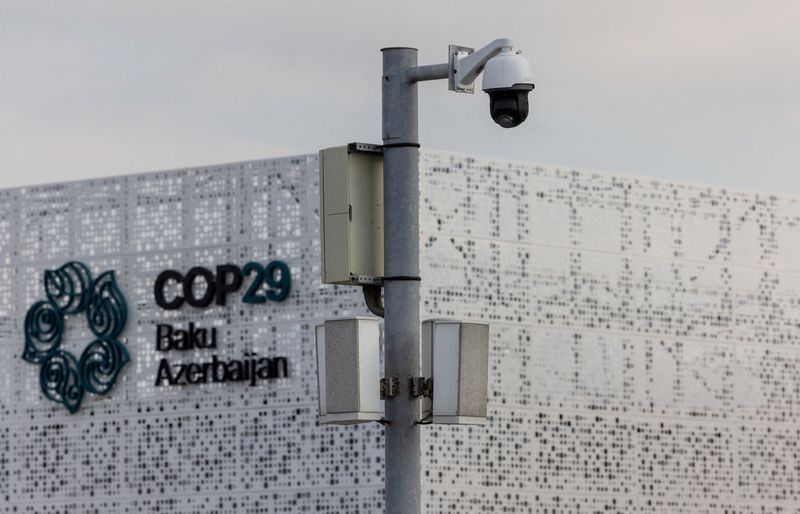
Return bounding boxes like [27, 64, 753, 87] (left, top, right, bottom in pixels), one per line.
[448, 39, 536, 127]
[482, 50, 535, 128]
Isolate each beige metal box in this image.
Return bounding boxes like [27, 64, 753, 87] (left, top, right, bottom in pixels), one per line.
[319, 144, 384, 284]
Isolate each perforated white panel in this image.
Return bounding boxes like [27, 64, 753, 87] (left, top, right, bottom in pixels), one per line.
[1, 151, 799, 512]
[419, 152, 800, 513]
[0, 157, 382, 512]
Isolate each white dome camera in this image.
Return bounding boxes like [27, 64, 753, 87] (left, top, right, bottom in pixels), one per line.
[449, 39, 535, 128]
[482, 50, 534, 128]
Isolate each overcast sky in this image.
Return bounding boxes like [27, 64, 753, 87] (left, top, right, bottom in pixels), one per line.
[1, 1, 798, 192]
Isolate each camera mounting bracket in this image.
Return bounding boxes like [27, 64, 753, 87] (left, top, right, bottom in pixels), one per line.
[449, 38, 513, 93]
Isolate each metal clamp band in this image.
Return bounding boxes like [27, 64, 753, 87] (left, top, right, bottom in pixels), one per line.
[381, 276, 422, 282]
[381, 142, 421, 149]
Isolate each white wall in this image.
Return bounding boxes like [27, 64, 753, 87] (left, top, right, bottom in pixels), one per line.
[1, 151, 799, 512]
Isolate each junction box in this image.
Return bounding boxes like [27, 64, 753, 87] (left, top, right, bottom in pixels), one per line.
[319, 143, 384, 285]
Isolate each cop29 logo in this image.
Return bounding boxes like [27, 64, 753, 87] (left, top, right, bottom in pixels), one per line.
[22, 261, 129, 413]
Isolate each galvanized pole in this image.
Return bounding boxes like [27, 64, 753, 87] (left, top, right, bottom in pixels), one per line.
[381, 47, 422, 514]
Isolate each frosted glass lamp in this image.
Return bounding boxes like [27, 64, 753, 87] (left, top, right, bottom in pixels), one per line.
[315, 317, 382, 425]
[424, 319, 489, 425]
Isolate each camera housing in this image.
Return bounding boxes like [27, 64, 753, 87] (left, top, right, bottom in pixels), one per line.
[482, 50, 535, 128]
[485, 84, 534, 128]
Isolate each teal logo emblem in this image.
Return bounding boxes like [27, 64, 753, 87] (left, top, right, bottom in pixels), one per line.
[22, 262, 129, 413]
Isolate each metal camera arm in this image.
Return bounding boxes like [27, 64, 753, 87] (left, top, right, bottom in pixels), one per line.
[450, 38, 513, 92]
[403, 38, 515, 93]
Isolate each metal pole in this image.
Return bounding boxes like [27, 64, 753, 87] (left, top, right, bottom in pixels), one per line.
[381, 46, 422, 514]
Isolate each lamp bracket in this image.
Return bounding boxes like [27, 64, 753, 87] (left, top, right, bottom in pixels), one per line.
[409, 377, 433, 399]
[381, 377, 399, 399]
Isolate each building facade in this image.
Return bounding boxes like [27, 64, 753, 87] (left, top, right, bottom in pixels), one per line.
[1, 151, 799, 512]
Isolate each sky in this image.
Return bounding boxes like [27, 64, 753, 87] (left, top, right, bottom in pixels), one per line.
[1, 1, 799, 193]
